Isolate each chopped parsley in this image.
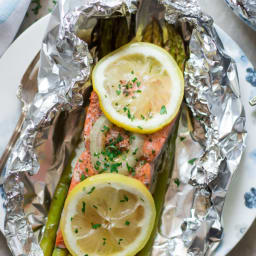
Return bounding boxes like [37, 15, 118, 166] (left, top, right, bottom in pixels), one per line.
[93, 205, 98, 209]
[136, 81, 141, 87]
[79, 159, 83, 162]
[110, 163, 122, 173]
[70, 217, 73, 221]
[74, 228, 78, 233]
[85, 168, 89, 173]
[120, 195, 129, 202]
[82, 201, 86, 213]
[31, 0, 42, 15]
[129, 135, 135, 144]
[127, 109, 135, 120]
[80, 173, 86, 181]
[116, 90, 121, 96]
[180, 136, 186, 142]
[174, 178, 180, 187]
[188, 158, 197, 165]
[136, 90, 142, 93]
[152, 150, 156, 155]
[126, 162, 135, 176]
[137, 126, 143, 130]
[91, 223, 101, 229]
[132, 148, 138, 155]
[118, 238, 123, 245]
[132, 77, 137, 83]
[101, 125, 110, 133]
[131, 70, 134, 74]
[87, 186, 95, 194]
[160, 105, 167, 115]
[103, 238, 107, 246]
[125, 220, 130, 226]
[141, 114, 145, 120]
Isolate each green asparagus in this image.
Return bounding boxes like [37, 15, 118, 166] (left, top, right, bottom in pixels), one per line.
[137, 120, 179, 256]
[164, 23, 187, 71]
[98, 19, 114, 59]
[137, 20, 186, 256]
[52, 247, 69, 256]
[40, 152, 75, 256]
[113, 17, 129, 49]
[142, 19, 163, 46]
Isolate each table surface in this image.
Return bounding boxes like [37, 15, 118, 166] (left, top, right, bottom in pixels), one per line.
[1, 0, 256, 255]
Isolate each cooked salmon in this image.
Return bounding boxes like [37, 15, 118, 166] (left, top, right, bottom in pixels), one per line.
[55, 91, 175, 248]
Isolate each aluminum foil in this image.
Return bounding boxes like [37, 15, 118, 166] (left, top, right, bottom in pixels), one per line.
[225, 0, 256, 30]
[0, 0, 246, 255]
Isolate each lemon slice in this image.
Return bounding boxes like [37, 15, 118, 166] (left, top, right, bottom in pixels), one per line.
[60, 173, 156, 256]
[92, 42, 184, 134]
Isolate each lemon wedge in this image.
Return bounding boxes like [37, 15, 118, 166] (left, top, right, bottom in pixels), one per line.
[92, 42, 184, 134]
[60, 173, 156, 256]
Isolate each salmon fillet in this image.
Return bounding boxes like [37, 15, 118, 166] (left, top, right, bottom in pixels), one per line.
[55, 91, 174, 248]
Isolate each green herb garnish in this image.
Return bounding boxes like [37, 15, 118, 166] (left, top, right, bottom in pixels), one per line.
[101, 125, 110, 133]
[82, 201, 86, 213]
[132, 148, 138, 155]
[91, 223, 101, 229]
[118, 238, 123, 245]
[110, 163, 122, 173]
[180, 136, 186, 142]
[80, 173, 86, 181]
[188, 158, 197, 165]
[120, 195, 129, 202]
[174, 178, 180, 187]
[87, 186, 95, 194]
[160, 105, 167, 115]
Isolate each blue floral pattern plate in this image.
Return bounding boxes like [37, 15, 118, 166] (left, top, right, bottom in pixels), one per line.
[0, 15, 255, 256]
[213, 26, 256, 255]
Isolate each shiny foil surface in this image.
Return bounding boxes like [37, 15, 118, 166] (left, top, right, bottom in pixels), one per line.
[225, 0, 256, 30]
[0, 0, 246, 255]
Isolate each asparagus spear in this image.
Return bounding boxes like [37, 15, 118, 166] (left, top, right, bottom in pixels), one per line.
[137, 120, 179, 256]
[40, 152, 75, 256]
[52, 247, 69, 256]
[98, 19, 114, 59]
[137, 20, 186, 256]
[112, 17, 129, 49]
[164, 23, 187, 71]
[142, 18, 163, 46]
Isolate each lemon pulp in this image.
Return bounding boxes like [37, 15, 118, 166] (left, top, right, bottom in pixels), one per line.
[92, 42, 184, 134]
[61, 174, 156, 256]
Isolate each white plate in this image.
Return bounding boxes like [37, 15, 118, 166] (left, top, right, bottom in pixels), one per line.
[0, 15, 255, 256]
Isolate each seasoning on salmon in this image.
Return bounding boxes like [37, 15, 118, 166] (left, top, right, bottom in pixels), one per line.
[55, 91, 175, 248]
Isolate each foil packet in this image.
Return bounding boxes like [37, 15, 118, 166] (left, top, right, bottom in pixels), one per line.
[0, 0, 246, 255]
[225, 0, 256, 30]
